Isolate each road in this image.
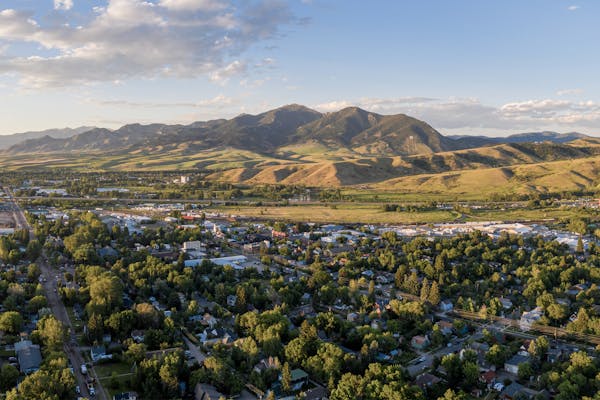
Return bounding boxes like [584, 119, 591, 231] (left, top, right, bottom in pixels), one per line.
[406, 338, 469, 377]
[182, 335, 206, 364]
[4, 187, 108, 400]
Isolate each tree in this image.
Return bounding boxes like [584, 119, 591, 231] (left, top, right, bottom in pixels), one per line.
[0, 311, 23, 334]
[25, 295, 48, 314]
[5, 360, 75, 400]
[88, 274, 123, 315]
[441, 354, 463, 386]
[438, 389, 465, 400]
[485, 344, 507, 368]
[34, 316, 65, 351]
[429, 281, 441, 305]
[0, 364, 19, 391]
[126, 343, 148, 364]
[420, 278, 430, 302]
[518, 362, 533, 382]
[462, 361, 479, 389]
[576, 236, 584, 254]
[281, 362, 292, 393]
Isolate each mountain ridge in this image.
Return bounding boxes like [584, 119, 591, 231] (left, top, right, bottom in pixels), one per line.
[0, 126, 96, 150]
[2, 105, 599, 193]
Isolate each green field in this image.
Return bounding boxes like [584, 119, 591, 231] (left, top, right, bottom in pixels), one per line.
[207, 203, 596, 224]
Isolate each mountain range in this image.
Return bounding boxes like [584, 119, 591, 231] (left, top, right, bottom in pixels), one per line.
[2, 105, 592, 155]
[0, 127, 95, 150]
[1, 105, 599, 193]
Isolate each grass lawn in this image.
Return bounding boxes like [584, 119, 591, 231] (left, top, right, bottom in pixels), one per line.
[208, 204, 459, 224]
[207, 201, 598, 225]
[467, 207, 594, 222]
[66, 307, 84, 332]
[99, 374, 135, 399]
[94, 361, 134, 378]
[95, 361, 136, 399]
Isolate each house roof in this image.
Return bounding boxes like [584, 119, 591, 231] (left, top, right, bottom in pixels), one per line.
[505, 354, 530, 367]
[304, 386, 327, 400]
[195, 383, 225, 400]
[16, 341, 42, 373]
[481, 370, 496, 383]
[290, 368, 309, 382]
[502, 382, 525, 397]
[415, 373, 442, 388]
[412, 335, 429, 344]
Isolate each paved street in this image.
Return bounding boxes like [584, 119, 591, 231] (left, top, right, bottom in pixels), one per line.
[183, 335, 206, 364]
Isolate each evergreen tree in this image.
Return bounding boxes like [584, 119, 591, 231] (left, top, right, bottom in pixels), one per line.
[420, 278, 430, 302]
[576, 236, 584, 254]
[429, 281, 441, 305]
[281, 362, 291, 394]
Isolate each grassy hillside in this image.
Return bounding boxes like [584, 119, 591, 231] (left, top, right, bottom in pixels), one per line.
[2, 139, 600, 200]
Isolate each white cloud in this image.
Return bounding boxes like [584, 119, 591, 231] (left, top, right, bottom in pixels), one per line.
[313, 97, 600, 133]
[0, 0, 294, 87]
[209, 60, 247, 84]
[54, 0, 74, 11]
[158, 0, 226, 12]
[568, 5, 580, 11]
[92, 94, 236, 109]
[557, 88, 583, 96]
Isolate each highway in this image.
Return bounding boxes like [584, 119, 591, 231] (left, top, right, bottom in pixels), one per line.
[3, 187, 108, 400]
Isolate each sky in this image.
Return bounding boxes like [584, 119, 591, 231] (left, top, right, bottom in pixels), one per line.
[0, 0, 599, 136]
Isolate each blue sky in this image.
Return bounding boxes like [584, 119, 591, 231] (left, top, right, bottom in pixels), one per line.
[0, 0, 599, 136]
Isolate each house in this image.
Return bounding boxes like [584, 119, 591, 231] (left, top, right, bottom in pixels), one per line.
[566, 283, 589, 297]
[91, 345, 112, 363]
[347, 312, 360, 323]
[547, 347, 562, 363]
[480, 370, 496, 387]
[436, 321, 453, 336]
[520, 307, 543, 331]
[415, 373, 442, 389]
[15, 340, 42, 374]
[504, 354, 530, 375]
[440, 300, 453, 312]
[499, 297, 513, 310]
[303, 386, 328, 400]
[131, 330, 145, 343]
[113, 392, 138, 400]
[253, 356, 280, 373]
[195, 383, 226, 400]
[201, 313, 218, 328]
[227, 295, 237, 307]
[280, 369, 309, 391]
[411, 335, 430, 350]
[183, 241, 203, 251]
[501, 382, 525, 399]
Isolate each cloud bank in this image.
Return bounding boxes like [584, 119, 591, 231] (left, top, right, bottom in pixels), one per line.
[315, 97, 600, 134]
[0, 0, 293, 87]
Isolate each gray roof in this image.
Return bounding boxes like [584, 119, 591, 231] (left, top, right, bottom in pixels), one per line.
[505, 354, 530, 367]
[502, 382, 525, 397]
[195, 383, 225, 400]
[15, 340, 42, 374]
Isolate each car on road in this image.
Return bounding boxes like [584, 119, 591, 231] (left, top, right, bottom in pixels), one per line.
[417, 356, 426, 363]
[80, 364, 87, 375]
[75, 386, 80, 394]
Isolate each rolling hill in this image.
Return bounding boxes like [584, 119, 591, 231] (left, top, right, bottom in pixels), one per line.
[1, 104, 600, 196]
